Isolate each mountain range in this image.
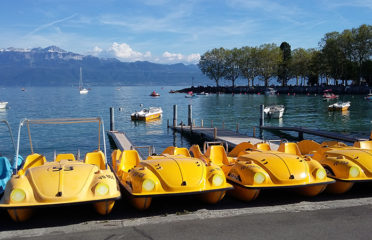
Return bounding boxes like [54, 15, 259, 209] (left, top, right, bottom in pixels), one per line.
[0, 46, 206, 86]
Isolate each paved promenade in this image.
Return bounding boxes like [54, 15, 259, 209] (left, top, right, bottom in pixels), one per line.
[2, 184, 372, 239]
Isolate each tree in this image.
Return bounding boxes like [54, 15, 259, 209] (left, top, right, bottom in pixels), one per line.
[290, 48, 311, 86]
[278, 42, 291, 86]
[320, 31, 346, 85]
[350, 24, 372, 85]
[307, 49, 322, 86]
[256, 44, 281, 87]
[239, 46, 259, 87]
[223, 48, 241, 89]
[198, 48, 227, 88]
[362, 60, 372, 86]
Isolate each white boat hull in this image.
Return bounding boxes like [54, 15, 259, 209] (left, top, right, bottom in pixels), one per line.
[264, 105, 285, 119]
[80, 88, 88, 94]
[131, 107, 163, 121]
[0, 102, 8, 109]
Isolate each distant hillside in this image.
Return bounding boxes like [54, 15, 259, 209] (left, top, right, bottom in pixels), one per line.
[0, 46, 206, 86]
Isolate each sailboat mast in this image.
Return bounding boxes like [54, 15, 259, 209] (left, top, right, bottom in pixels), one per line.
[79, 67, 82, 89]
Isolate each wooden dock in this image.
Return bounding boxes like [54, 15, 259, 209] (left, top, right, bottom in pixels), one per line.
[107, 131, 135, 151]
[259, 126, 368, 143]
[170, 126, 279, 150]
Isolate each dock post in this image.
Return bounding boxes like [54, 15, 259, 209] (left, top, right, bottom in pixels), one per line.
[211, 120, 214, 128]
[259, 104, 265, 127]
[253, 127, 256, 137]
[214, 127, 217, 140]
[236, 123, 239, 133]
[167, 119, 169, 128]
[193, 119, 195, 127]
[299, 131, 304, 140]
[110, 107, 115, 131]
[222, 121, 225, 129]
[173, 105, 177, 127]
[188, 104, 192, 126]
[201, 119, 204, 128]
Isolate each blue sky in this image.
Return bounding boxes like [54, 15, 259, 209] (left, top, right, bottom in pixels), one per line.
[0, 0, 371, 64]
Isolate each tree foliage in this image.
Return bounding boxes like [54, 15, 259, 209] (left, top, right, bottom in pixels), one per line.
[198, 24, 371, 87]
[198, 48, 227, 88]
[223, 48, 241, 88]
[238, 46, 258, 87]
[278, 42, 291, 86]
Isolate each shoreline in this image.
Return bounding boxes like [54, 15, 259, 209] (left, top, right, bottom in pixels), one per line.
[177, 85, 372, 95]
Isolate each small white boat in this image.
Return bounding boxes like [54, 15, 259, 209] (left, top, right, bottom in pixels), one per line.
[79, 67, 88, 94]
[265, 88, 277, 95]
[264, 105, 285, 118]
[131, 107, 163, 121]
[197, 92, 209, 95]
[328, 101, 350, 111]
[0, 101, 8, 109]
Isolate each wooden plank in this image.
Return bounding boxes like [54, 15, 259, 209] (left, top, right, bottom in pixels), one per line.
[171, 126, 279, 150]
[107, 131, 134, 151]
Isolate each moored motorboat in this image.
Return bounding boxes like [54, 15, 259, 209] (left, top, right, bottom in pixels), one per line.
[0, 101, 8, 109]
[328, 101, 350, 111]
[131, 107, 163, 121]
[322, 89, 338, 100]
[150, 91, 160, 97]
[265, 87, 277, 95]
[264, 105, 285, 118]
[185, 91, 197, 98]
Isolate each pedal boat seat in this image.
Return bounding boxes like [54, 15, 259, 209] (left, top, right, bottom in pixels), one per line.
[84, 151, 106, 170]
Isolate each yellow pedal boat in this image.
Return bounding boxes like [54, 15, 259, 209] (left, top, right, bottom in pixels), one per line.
[111, 146, 232, 210]
[0, 118, 121, 222]
[190, 142, 335, 202]
[297, 139, 372, 194]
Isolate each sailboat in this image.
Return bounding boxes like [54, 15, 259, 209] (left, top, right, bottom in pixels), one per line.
[79, 67, 88, 94]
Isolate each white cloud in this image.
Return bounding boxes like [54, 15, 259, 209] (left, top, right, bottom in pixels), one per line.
[162, 51, 183, 61]
[94, 42, 199, 64]
[187, 53, 201, 62]
[109, 42, 144, 59]
[90, 46, 102, 56]
[161, 51, 200, 63]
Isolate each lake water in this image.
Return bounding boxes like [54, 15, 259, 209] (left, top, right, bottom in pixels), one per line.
[0, 86, 371, 161]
